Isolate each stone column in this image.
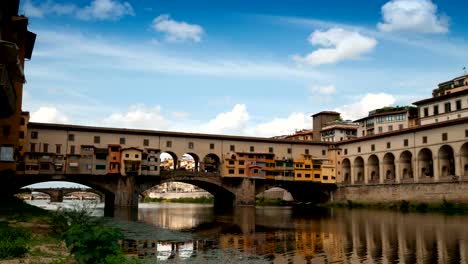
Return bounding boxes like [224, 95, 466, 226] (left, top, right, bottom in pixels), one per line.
[364, 164, 369, 184]
[433, 155, 440, 182]
[455, 154, 462, 178]
[395, 161, 401, 183]
[414, 158, 419, 183]
[379, 163, 384, 184]
[351, 165, 355, 185]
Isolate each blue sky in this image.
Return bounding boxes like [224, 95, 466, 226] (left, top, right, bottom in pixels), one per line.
[21, 0, 468, 137]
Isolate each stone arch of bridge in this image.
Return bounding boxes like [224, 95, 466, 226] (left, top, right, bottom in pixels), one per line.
[63, 189, 104, 201]
[10, 175, 117, 215]
[139, 175, 236, 207]
[254, 181, 335, 204]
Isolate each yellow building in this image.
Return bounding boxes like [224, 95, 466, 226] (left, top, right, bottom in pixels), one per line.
[121, 148, 142, 176]
[294, 154, 314, 181]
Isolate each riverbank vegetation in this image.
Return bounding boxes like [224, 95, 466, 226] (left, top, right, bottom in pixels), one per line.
[328, 199, 468, 214]
[0, 197, 138, 264]
[143, 196, 214, 204]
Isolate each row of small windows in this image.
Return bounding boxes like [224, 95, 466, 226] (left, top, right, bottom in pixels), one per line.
[423, 100, 463, 117]
[375, 113, 406, 124]
[29, 132, 328, 155]
[343, 132, 461, 155]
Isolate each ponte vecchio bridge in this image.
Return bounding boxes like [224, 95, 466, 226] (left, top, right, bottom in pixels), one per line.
[4, 122, 337, 215]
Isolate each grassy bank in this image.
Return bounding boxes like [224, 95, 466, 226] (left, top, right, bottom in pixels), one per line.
[327, 199, 468, 214]
[0, 196, 72, 263]
[0, 197, 141, 264]
[143, 196, 214, 204]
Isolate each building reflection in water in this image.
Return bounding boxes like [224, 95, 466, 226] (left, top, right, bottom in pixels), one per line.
[120, 204, 468, 263]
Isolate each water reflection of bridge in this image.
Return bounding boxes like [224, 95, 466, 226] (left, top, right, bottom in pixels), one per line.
[120, 206, 468, 263]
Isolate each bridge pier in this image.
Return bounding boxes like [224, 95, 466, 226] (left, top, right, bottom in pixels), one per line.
[232, 178, 256, 206]
[114, 175, 139, 208]
[49, 190, 64, 203]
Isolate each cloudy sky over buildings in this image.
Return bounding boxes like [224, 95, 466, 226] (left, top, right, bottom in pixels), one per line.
[22, 0, 468, 137]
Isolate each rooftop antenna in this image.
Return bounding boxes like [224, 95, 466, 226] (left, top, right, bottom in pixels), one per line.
[463, 66, 467, 75]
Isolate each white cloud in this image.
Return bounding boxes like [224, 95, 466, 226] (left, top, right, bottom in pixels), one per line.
[335, 93, 396, 120]
[309, 84, 336, 95]
[102, 105, 170, 130]
[377, 0, 448, 33]
[171, 112, 190, 119]
[77, 0, 134, 21]
[199, 104, 250, 135]
[151, 14, 204, 42]
[293, 27, 377, 65]
[33, 29, 320, 79]
[248, 112, 310, 138]
[23, 0, 76, 17]
[23, 0, 134, 20]
[30, 106, 70, 124]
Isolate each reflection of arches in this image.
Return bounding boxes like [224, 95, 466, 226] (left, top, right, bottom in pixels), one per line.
[399, 151, 413, 179]
[383, 153, 395, 181]
[342, 158, 351, 184]
[354, 157, 364, 183]
[160, 152, 178, 170]
[256, 187, 293, 202]
[368, 155, 379, 183]
[418, 148, 433, 178]
[202, 154, 221, 173]
[181, 153, 200, 172]
[438, 145, 455, 177]
[461, 143, 468, 176]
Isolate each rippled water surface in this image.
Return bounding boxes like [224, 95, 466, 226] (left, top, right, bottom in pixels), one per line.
[29, 200, 468, 263]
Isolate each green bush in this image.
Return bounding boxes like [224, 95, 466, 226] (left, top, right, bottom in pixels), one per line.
[0, 222, 32, 259]
[399, 200, 410, 212]
[63, 223, 124, 264]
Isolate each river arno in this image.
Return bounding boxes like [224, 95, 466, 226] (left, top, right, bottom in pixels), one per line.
[28, 201, 468, 263]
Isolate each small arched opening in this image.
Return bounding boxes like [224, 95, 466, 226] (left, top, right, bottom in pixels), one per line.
[438, 145, 455, 178]
[181, 153, 200, 172]
[383, 153, 395, 182]
[399, 151, 413, 181]
[202, 154, 221, 173]
[368, 155, 380, 184]
[160, 151, 178, 171]
[342, 158, 351, 184]
[461, 143, 468, 177]
[418, 148, 433, 179]
[354, 157, 364, 184]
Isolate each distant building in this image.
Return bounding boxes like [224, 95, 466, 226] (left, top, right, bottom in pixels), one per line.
[285, 129, 314, 141]
[414, 74, 468, 126]
[354, 106, 418, 137]
[312, 111, 341, 141]
[320, 120, 358, 142]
